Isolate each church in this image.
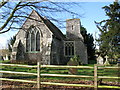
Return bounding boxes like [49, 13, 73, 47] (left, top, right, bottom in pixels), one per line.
[11, 10, 88, 65]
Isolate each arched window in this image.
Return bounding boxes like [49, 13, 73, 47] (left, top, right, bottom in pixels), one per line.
[26, 32, 30, 52]
[31, 31, 35, 51]
[36, 31, 40, 51]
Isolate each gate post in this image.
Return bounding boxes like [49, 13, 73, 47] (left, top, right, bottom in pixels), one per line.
[37, 61, 41, 90]
[94, 64, 98, 90]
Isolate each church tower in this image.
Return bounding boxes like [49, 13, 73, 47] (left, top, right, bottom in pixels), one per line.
[66, 19, 83, 40]
[65, 18, 88, 64]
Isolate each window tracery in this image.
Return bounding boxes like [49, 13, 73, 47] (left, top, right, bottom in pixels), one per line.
[26, 27, 40, 52]
[64, 41, 74, 56]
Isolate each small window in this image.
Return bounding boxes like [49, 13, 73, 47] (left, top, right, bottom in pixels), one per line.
[26, 32, 30, 52]
[36, 31, 40, 51]
[31, 31, 35, 51]
[64, 41, 74, 56]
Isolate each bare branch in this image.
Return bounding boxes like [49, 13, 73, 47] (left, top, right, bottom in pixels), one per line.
[13, 15, 42, 22]
[0, 2, 21, 31]
[0, 1, 8, 8]
[0, 18, 14, 34]
[0, 1, 82, 34]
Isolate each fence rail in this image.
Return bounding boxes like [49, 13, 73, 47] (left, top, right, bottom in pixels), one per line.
[98, 67, 119, 69]
[98, 76, 120, 79]
[41, 74, 93, 78]
[41, 82, 94, 87]
[0, 78, 37, 83]
[0, 63, 119, 89]
[0, 71, 37, 76]
[0, 63, 37, 68]
[41, 65, 94, 69]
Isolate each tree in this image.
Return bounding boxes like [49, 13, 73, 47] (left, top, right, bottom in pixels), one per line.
[0, 1, 81, 34]
[8, 35, 16, 52]
[95, 2, 120, 61]
[80, 25, 96, 63]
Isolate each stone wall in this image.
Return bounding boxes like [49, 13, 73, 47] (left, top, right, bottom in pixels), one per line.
[11, 10, 53, 65]
[75, 40, 88, 64]
[11, 10, 88, 65]
[50, 36, 65, 65]
[25, 53, 41, 64]
[66, 19, 88, 64]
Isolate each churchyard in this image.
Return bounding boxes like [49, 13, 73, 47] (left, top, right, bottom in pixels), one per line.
[0, 1, 119, 89]
[0, 60, 119, 89]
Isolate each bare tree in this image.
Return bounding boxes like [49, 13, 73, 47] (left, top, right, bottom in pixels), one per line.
[0, 0, 82, 34]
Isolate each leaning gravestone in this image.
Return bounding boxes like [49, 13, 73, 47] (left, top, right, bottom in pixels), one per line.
[67, 58, 79, 75]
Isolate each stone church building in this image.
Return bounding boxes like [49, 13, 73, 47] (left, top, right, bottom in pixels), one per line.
[11, 10, 88, 65]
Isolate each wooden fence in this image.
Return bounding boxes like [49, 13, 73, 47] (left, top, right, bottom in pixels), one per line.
[0, 62, 120, 90]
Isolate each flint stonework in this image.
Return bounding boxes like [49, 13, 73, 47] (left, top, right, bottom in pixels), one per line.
[11, 10, 88, 65]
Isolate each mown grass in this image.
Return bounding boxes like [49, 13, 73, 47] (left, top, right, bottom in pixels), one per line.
[0, 60, 119, 82]
[0, 60, 10, 63]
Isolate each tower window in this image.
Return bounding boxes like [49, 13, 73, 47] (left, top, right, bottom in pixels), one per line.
[64, 41, 74, 56]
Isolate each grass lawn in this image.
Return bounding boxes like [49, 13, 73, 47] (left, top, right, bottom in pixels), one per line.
[0, 60, 119, 83]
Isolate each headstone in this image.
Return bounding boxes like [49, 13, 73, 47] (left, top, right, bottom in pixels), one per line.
[5, 54, 9, 60]
[3, 54, 9, 61]
[104, 55, 110, 66]
[97, 56, 104, 65]
[116, 58, 120, 66]
[67, 58, 79, 75]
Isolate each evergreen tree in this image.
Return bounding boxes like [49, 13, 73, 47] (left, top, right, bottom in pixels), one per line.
[81, 26, 96, 63]
[8, 36, 16, 52]
[95, 2, 120, 61]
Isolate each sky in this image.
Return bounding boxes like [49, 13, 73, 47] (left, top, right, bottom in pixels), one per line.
[0, 1, 113, 49]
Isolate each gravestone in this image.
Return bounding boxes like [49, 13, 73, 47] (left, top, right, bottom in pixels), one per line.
[3, 54, 9, 61]
[104, 55, 110, 66]
[117, 58, 120, 66]
[97, 56, 104, 65]
[67, 57, 79, 75]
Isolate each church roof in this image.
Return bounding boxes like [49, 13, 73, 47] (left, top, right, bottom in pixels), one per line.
[31, 10, 66, 40]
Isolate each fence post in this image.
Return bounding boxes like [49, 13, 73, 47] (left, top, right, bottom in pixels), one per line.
[94, 64, 98, 90]
[37, 61, 41, 90]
